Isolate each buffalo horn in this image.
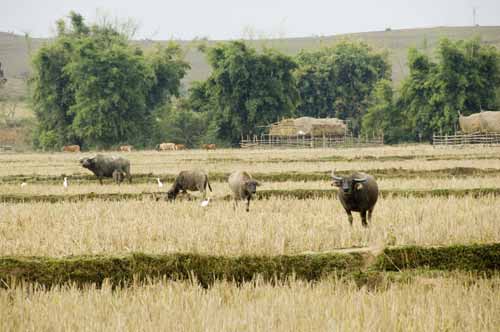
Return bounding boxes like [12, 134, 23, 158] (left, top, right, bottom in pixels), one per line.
[353, 176, 368, 183]
[331, 170, 343, 181]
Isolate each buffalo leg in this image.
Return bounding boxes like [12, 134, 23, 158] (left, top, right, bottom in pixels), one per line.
[98, 176, 103, 185]
[346, 210, 353, 226]
[361, 210, 368, 228]
[246, 196, 251, 212]
[368, 208, 374, 224]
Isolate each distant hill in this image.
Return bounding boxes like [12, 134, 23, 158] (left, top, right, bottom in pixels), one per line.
[1, 26, 500, 100]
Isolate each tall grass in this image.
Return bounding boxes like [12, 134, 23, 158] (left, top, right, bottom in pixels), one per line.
[1, 196, 498, 257]
[1, 275, 498, 332]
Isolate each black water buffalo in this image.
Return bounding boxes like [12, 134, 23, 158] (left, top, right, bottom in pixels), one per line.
[228, 171, 260, 212]
[79, 154, 132, 184]
[166, 170, 212, 201]
[331, 170, 378, 227]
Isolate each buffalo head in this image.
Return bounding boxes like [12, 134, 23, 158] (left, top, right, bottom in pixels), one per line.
[79, 156, 95, 169]
[245, 179, 261, 194]
[331, 170, 367, 195]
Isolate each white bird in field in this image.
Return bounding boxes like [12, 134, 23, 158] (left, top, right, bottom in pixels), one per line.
[21, 182, 27, 187]
[201, 198, 210, 207]
[63, 177, 68, 188]
[157, 178, 164, 188]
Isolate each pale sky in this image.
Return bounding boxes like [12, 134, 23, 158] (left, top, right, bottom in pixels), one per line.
[2, 0, 499, 40]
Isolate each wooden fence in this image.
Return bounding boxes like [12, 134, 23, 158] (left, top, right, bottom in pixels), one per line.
[433, 132, 500, 146]
[240, 134, 384, 149]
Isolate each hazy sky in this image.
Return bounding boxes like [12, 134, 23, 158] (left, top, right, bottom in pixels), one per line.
[2, 0, 499, 40]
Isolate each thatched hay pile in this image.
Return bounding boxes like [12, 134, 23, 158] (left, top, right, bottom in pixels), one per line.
[479, 111, 500, 133]
[269, 117, 346, 137]
[459, 111, 500, 133]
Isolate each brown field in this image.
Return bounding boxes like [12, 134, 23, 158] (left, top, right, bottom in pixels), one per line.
[0, 145, 500, 176]
[0, 145, 499, 330]
[1, 195, 499, 257]
[1, 276, 499, 332]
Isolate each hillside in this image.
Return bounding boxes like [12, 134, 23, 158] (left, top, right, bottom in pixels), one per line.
[1, 26, 500, 100]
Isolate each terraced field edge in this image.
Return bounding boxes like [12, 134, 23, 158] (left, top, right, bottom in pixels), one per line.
[1, 187, 500, 203]
[2, 167, 500, 184]
[0, 243, 497, 288]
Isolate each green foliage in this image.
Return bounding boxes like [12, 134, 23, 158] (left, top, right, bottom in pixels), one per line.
[153, 98, 207, 148]
[375, 243, 500, 271]
[399, 38, 500, 140]
[362, 79, 406, 143]
[189, 41, 299, 145]
[31, 12, 189, 149]
[294, 41, 390, 134]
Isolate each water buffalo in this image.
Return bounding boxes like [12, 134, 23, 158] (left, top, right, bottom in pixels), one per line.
[119, 145, 133, 152]
[62, 145, 80, 152]
[228, 171, 260, 212]
[331, 170, 378, 227]
[166, 170, 212, 201]
[202, 143, 216, 150]
[156, 142, 176, 151]
[79, 154, 132, 184]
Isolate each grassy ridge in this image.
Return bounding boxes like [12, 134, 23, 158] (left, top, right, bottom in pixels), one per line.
[1, 187, 499, 203]
[0, 252, 365, 288]
[1, 167, 500, 184]
[1, 244, 497, 288]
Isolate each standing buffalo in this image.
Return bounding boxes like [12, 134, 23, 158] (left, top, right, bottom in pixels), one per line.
[331, 170, 378, 227]
[79, 154, 132, 184]
[156, 142, 176, 151]
[119, 145, 133, 152]
[202, 144, 216, 150]
[166, 170, 212, 201]
[228, 171, 260, 212]
[62, 145, 80, 152]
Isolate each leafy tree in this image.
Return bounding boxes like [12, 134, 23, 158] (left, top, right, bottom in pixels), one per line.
[361, 79, 406, 143]
[31, 12, 189, 149]
[399, 38, 500, 140]
[294, 41, 390, 134]
[189, 41, 299, 145]
[153, 98, 207, 148]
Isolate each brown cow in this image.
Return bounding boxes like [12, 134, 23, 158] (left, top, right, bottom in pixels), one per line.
[156, 142, 176, 151]
[62, 145, 80, 152]
[175, 144, 186, 150]
[119, 145, 133, 152]
[202, 144, 216, 150]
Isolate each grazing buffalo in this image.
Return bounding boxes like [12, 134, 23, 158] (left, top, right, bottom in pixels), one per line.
[62, 145, 80, 152]
[331, 170, 379, 227]
[228, 171, 260, 212]
[202, 143, 216, 150]
[166, 170, 212, 201]
[119, 145, 133, 152]
[175, 144, 186, 150]
[79, 154, 132, 184]
[156, 142, 176, 151]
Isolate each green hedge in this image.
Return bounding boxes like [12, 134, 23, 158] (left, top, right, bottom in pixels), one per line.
[0, 252, 364, 288]
[375, 243, 500, 271]
[0, 243, 498, 288]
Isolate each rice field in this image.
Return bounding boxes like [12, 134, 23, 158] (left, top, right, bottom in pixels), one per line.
[0, 145, 499, 331]
[1, 276, 498, 332]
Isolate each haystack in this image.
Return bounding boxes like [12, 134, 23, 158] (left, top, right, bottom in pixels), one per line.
[459, 111, 500, 133]
[478, 111, 500, 133]
[269, 117, 346, 137]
